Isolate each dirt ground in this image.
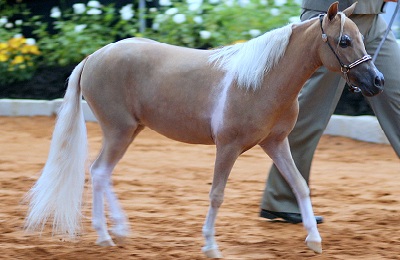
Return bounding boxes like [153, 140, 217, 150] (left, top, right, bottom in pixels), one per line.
[0, 116, 399, 260]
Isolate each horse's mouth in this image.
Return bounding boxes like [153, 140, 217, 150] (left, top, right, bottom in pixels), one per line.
[349, 83, 383, 97]
[360, 86, 383, 97]
[348, 84, 361, 93]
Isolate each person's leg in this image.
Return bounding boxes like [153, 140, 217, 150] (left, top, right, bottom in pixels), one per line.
[259, 14, 382, 217]
[364, 16, 400, 158]
[260, 68, 345, 214]
[259, 9, 348, 216]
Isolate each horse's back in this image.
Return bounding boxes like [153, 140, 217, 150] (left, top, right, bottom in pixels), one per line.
[81, 38, 222, 144]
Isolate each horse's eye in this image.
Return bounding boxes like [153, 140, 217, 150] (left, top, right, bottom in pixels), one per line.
[339, 35, 352, 48]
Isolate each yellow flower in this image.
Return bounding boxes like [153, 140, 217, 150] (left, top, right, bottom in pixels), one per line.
[8, 37, 26, 50]
[0, 42, 8, 50]
[21, 44, 41, 55]
[11, 55, 25, 65]
[0, 53, 8, 62]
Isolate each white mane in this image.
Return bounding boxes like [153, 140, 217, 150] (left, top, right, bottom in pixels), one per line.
[209, 24, 293, 91]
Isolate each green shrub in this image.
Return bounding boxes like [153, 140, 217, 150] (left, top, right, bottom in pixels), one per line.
[144, 0, 301, 48]
[0, 2, 40, 85]
[31, 1, 138, 66]
[0, 0, 301, 84]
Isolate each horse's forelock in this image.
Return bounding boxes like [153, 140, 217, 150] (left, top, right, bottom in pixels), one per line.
[209, 25, 293, 91]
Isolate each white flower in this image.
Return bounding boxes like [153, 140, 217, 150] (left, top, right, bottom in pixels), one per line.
[87, 8, 102, 15]
[15, 20, 23, 25]
[238, 0, 250, 7]
[74, 24, 87, 33]
[149, 7, 158, 13]
[259, 0, 268, 5]
[26, 38, 37, 45]
[209, 0, 220, 4]
[188, 3, 202, 11]
[249, 29, 261, 38]
[289, 16, 300, 23]
[187, 0, 203, 4]
[73, 3, 86, 14]
[270, 8, 280, 16]
[199, 30, 211, 39]
[87, 1, 101, 8]
[274, 0, 287, 6]
[0, 16, 8, 25]
[50, 7, 62, 18]
[224, 0, 234, 7]
[173, 14, 186, 24]
[187, 0, 203, 11]
[193, 16, 203, 24]
[5, 23, 13, 28]
[159, 0, 172, 6]
[165, 8, 179, 15]
[120, 4, 135, 20]
[155, 14, 167, 23]
[152, 23, 160, 31]
[13, 34, 23, 38]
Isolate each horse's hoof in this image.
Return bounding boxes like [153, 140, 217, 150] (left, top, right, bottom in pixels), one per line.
[306, 241, 322, 254]
[110, 225, 130, 244]
[110, 224, 130, 237]
[111, 234, 127, 245]
[203, 248, 223, 258]
[96, 238, 116, 247]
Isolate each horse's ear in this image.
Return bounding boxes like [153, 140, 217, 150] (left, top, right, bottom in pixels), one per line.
[327, 1, 339, 21]
[342, 2, 357, 17]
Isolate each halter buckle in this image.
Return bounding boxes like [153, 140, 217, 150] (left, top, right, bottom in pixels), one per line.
[321, 33, 328, 42]
[341, 66, 349, 74]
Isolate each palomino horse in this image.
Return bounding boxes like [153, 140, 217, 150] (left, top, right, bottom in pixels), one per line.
[25, 2, 383, 258]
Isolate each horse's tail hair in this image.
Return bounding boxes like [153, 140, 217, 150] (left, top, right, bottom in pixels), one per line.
[25, 57, 89, 237]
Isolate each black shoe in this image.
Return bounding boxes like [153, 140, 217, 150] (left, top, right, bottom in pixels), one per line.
[260, 209, 323, 224]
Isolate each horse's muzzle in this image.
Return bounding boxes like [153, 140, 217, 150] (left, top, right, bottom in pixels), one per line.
[360, 70, 384, 97]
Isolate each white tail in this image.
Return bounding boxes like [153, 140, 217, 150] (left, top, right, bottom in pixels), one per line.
[25, 58, 88, 236]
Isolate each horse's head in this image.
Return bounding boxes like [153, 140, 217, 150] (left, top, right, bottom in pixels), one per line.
[318, 2, 384, 97]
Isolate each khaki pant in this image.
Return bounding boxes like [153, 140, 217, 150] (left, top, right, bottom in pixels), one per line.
[261, 10, 400, 213]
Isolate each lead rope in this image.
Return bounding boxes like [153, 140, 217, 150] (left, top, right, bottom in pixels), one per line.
[372, 1, 400, 63]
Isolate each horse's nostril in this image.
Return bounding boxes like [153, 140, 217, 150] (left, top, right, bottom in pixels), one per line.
[375, 75, 384, 87]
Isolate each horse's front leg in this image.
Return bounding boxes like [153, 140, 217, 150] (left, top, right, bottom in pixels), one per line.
[260, 138, 322, 254]
[202, 145, 240, 258]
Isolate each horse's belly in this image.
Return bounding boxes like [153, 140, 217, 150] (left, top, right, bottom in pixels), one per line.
[141, 114, 215, 145]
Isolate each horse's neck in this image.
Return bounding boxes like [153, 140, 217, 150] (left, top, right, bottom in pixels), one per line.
[261, 19, 323, 102]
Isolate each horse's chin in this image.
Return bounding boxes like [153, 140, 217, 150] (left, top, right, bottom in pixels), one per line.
[360, 86, 383, 97]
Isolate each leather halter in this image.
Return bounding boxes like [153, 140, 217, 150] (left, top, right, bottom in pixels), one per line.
[319, 14, 371, 93]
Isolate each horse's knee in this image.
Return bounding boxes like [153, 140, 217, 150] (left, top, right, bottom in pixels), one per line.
[287, 174, 310, 199]
[293, 181, 310, 199]
[209, 191, 224, 208]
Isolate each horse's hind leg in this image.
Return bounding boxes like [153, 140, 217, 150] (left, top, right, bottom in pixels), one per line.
[90, 121, 144, 246]
[260, 138, 322, 254]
